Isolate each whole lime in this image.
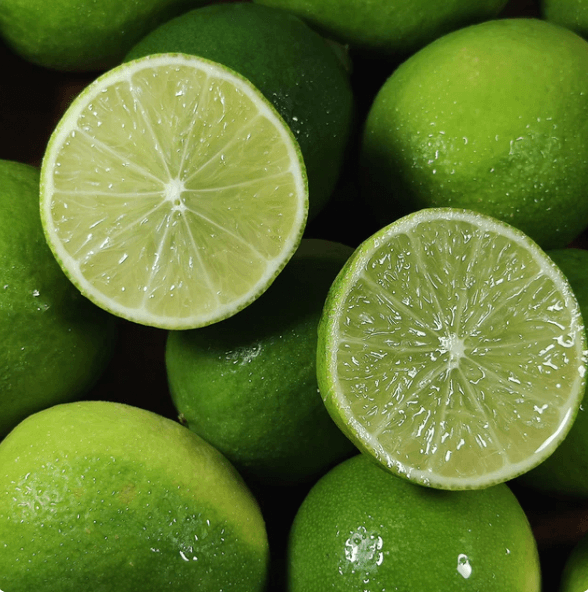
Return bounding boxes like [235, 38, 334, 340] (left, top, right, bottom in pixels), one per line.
[287, 454, 541, 591]
[0, 159, 115, 439]
[166, 239, 357, 486]
[516, 248, 588, 498]
[542, 0, 588, 41]
[0, 0, 209, 71]
[125, 2, 354, 220]
[0, 401, 269, 591]
[559, 531, 588, 591]
[361, 18, 588, 250]
[253, 0, 508, 58]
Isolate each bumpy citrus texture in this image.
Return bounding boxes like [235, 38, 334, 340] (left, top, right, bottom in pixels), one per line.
[517, 248, 588, 498]
[0, 0, 209, 71]
[253, 0, 508, 58]
[40, 53, 308, 330]
[166, 239, 357, 486]
[542, 0, 588, 41]
[361, 18, 588, 250]
[0, 159, 115, 439]
[287, 454, 541, 591]
[317, 208, 587, 490]
[125, 2, 354, 220]
[0, 401, 269, 592]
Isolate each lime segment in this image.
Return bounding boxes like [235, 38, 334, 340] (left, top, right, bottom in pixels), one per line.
[40, 53, 308, 329]
[317, 208, 587, 490]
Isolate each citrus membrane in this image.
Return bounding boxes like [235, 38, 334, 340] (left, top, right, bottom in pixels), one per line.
[40, 53, 308, 329]
[317, 208, 587, 490]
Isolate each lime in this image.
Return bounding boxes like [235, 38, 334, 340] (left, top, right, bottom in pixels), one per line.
[287, 454, 541, 591]
[361, 18, 588, 250]
[0, 401, 269, 591]
[125, 2, 354, 220]
[166, 239, 357, 486]
[40, 53, 308, 330]
[0, 0, 209, 71]
[317, 208, 587, 490]
[542, 0, 588, 41]
[560, 531, 588, 592]
[253, 0, 508, 59]
[0, 159, 116, 439]
[517, 248, 588, 498]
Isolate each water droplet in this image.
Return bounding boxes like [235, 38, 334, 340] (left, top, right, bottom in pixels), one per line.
[457, 554, 472, 579]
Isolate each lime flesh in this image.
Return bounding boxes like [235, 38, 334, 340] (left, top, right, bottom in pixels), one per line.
[40, 53, 308, 330]
[317, 208, 587, 490]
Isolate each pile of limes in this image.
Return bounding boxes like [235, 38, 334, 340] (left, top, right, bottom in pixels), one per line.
[2, 0, 588, 590]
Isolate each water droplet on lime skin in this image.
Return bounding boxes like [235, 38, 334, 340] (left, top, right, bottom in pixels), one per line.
[457, 553, 472, 578]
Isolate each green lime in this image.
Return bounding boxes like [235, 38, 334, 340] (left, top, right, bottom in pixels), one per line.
[361, 18, 588, 250]
[517, 248, 588, 498]
[253, 0, 508, 58]
[40, 53, 308, 330]
[166, 239, 357, 486]
[559, 532, 588, 591]
[125, 2, 354, 220]
[0, 401, 269, 591]
[0, 0, 209, 71]
[317, 208, 587, 490]
[0, 159, 115, 439]
[542, 0, 588, 41]
[287, 454, 541, 591]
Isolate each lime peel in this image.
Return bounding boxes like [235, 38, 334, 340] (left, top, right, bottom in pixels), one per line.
[318, 208, 588, 490]
[40, 53, 308, 330]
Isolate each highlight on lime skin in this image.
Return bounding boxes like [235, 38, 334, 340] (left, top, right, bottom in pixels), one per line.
[317, 208, 588, 491]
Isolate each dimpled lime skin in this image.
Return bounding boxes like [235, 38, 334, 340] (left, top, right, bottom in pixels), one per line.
[287, 454, 541, 592]
[542, 0, 588, 41]
[516, 248, 588, 498]
[361, 18, 588, 250]
[125, 2, 354, 220]
[0, 0, 210, 71]
[0, 160, 116, 440]
[166, 239, 357, 486]
[0, 401, 269, 592]
[253, 0, 508, 58]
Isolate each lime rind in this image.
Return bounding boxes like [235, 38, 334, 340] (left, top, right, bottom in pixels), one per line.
[40, 53, 308, 330]
[318, 208, 587, 490]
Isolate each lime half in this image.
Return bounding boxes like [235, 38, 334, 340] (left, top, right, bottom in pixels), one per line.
[40, 53, 308, 329]
[317, 208, 587, 490]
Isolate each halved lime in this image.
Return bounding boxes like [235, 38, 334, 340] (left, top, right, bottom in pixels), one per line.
[40, 53, 308, 329]
[317, 208, 587, 490]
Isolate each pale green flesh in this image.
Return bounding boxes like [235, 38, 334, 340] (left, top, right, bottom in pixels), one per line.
[328, 210, 586, 488]
[42, 55, 306, 328]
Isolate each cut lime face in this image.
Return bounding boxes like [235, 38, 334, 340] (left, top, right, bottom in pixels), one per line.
[317, 208, 587, 490]
[40, 53, 308, 329]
